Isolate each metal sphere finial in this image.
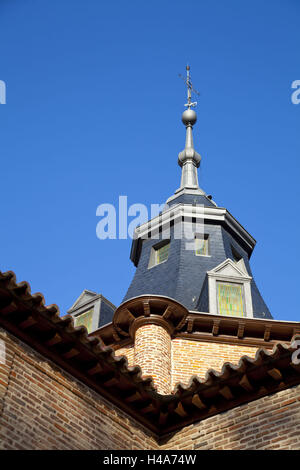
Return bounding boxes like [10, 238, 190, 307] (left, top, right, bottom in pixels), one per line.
[182, 108, 197, 126]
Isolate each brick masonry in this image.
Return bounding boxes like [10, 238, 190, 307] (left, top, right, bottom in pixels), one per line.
[171, 338, 258, 389]
[1, 327, 300, 450]
[115, 336, 258, 392]
[0, 329, 158, 450]
[114, 345, 134, 367]
[160, 385, 300, 450]
[134, 324, 171, 395]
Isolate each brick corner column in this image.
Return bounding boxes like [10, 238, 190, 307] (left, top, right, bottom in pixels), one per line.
[131, 317, 172, 395]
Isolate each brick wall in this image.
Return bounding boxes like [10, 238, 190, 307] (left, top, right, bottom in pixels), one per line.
[134, 324, 171, 394]
[0, 329, 158, 450]
[115, 336, 258, 392]
[0, 335, 15, 418]
[171, 338, 258, 389]
[160, 384, 300, 450]
[114, 345, 134, 367]
[1, 328, 300, 450]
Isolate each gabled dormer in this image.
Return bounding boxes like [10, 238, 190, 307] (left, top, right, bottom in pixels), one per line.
[206, 259, 253, 318]
[68, 289, 116, 333]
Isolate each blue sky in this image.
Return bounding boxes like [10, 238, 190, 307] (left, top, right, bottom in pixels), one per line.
[0, 0, 299, 321]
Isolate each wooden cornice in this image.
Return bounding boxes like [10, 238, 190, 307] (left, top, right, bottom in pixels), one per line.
[112, 295, 189, 340]
[179, 312, 300, 348]
[93, 307, 300, 350]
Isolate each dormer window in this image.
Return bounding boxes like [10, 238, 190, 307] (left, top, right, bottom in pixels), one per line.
[195, 235, 209, 256]
[207, 259, 253, 318]
[148, 240, 170, 268]
[217, 282, 245, 317]
[156, 243, 169, 263]
[74, 308, 94, 333]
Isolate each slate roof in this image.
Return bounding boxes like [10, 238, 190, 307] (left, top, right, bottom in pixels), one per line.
[167, 192, 217, 208]
[124, 213, 272, 318]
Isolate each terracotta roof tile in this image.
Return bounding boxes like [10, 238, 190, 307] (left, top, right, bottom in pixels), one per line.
[0, 269, 300, 435]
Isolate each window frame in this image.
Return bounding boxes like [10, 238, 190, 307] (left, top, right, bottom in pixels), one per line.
[148, 239, 170, 269]
[74, 308, 94, 333]
[216, 281, 246, 317]
[195, 234, 210, 257]
[207, 259, 254, 318]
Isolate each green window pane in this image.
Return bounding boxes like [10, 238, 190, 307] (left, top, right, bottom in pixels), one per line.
[195, 238, 208, 256]
[217, 283, 244, 317]
[157, 243, 169, 264]
[74, 309, 94, 333]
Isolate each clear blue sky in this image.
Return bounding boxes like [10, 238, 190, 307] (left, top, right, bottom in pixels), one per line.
[0, 0, 299, 321]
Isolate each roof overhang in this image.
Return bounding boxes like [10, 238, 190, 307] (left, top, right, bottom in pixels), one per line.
[94, 301, 300, 350]
[1, 273, 300, 437]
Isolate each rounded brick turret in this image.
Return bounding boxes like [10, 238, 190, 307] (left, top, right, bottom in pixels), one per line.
[133, 320, 171, 394]
[113, 295, 189, 395]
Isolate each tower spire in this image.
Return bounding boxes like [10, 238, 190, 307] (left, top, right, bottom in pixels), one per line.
[176, 65, 204, 194]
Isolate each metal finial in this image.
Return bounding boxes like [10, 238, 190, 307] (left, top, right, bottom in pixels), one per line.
[179, 65, 200, 109]
[166, 66, 206, 201]
[177, 65, 202, 192]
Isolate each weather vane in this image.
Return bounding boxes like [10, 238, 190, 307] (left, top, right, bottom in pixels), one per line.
[179, 65, 200, 109]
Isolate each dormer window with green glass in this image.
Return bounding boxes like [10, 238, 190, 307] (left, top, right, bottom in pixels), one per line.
[207, 259, 254, 318]
[195, 235, 209, 256]
[148, 240, 170, 268]
[156, 243, 169, 263]
[217, 282, 245, 317]
[74, 308, 94, 333]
